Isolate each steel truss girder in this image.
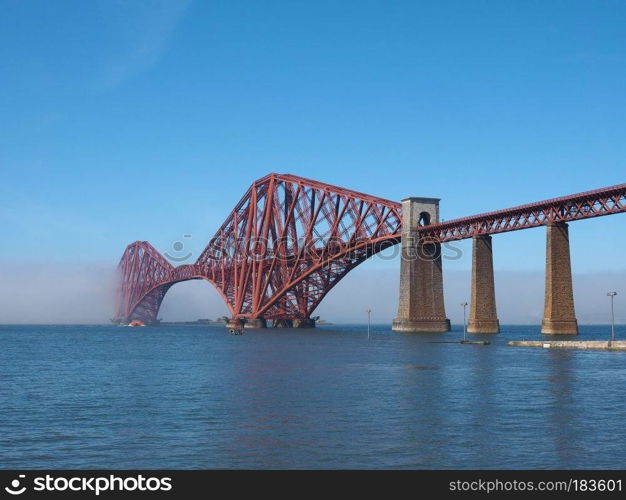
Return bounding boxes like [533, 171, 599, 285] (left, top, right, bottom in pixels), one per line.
[422, 183, 626, 243]
[113, 177, 625, 324]
[113, 173, 402, 323]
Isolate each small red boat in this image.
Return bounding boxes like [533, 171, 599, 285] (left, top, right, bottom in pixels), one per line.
[128, 320, 145, 327]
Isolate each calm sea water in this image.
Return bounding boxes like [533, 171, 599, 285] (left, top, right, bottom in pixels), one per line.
[1, 323, 625, 469]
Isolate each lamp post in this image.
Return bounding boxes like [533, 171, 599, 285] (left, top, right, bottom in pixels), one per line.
[366, 309, 372, 340]
[461, 302, 468, 342]
[608, 292, 617, 345]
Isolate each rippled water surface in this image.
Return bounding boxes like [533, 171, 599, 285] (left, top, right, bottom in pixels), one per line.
[1, 324, 626, 469]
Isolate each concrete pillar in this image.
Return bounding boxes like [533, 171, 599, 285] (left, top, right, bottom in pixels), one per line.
[292, 318, 316, 328]
[272, 319, 292, 328]
[392, 197, 451, 333]
[467, 235, 500, 333]
[272, 318, 316, 328]
[225, 318, 243, 329]
[244, 318, 267, 329]
[541, 222, 578, 335]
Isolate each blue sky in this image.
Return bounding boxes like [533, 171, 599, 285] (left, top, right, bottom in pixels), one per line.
[1, 1, 625, 322]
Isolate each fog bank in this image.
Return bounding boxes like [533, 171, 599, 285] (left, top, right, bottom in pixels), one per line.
[0, 260, 623, 325]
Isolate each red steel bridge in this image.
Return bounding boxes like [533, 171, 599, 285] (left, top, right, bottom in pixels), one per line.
[113, 173, 626, 326]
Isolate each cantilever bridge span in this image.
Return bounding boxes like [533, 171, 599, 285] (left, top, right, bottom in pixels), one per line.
[114, 173, 403, 327]
[113, 173, 626, 330]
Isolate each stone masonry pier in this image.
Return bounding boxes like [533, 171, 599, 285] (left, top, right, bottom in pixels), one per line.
[467, 235, 500, 334]
[541, 222, 578, 335]
[392, 197, 450, 333]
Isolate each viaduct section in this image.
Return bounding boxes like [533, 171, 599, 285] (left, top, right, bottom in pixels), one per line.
[393, 183, 626, 334]
[114, 175, 625, 334]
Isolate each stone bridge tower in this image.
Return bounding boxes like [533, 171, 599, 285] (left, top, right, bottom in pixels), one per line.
[392, 197, 451, 332]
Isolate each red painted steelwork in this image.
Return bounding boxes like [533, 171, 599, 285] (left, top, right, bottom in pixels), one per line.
[113, 173, 402, 324]
[113, 176, 625, 325]
[423, 182, 626, 243]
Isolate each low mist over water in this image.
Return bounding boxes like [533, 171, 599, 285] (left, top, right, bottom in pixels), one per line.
[0, 260, 624, 325]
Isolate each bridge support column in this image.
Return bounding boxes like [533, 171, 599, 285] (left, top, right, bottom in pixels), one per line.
[292, 318, 316, 328]
[272, 319, 292, 328]
[271, 318, 316, 328]
[392, 197, 450, 333]
[225, 318, 244, 329]
[467, 235, 500, 333]
[244, 318, 267, 329]
[542, 222, 578, 335]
